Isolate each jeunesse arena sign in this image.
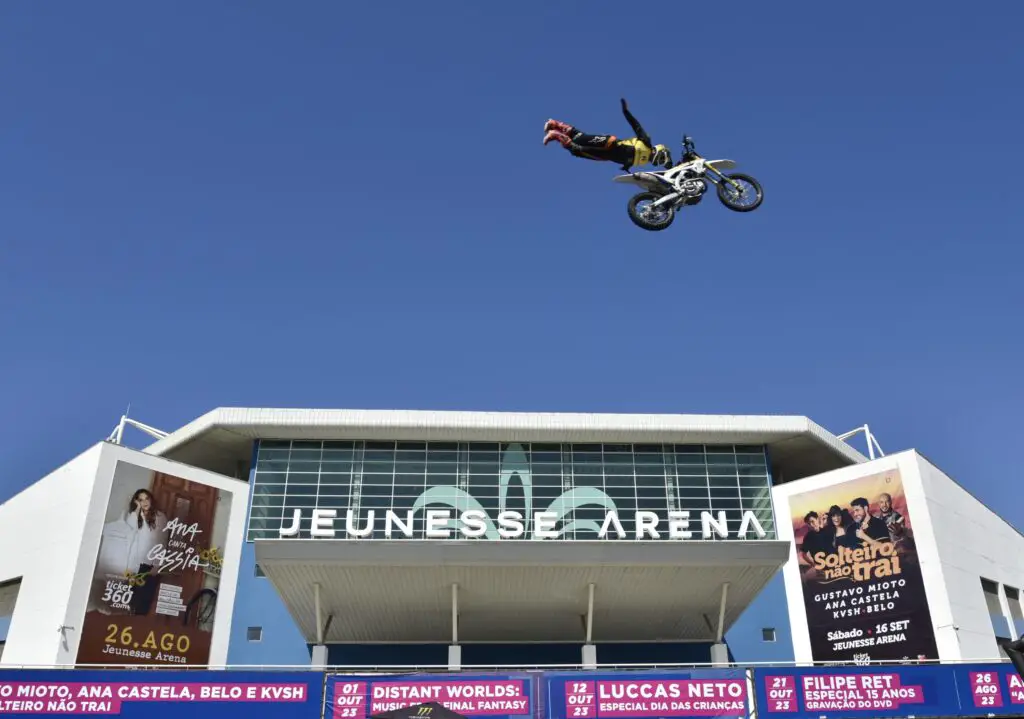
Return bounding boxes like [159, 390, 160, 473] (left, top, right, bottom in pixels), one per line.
[278, 508, 771, 541]
[250, 446, 778, 542]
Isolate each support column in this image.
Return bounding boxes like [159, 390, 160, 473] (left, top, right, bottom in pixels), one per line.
[448, 583, 462, 670]
[582, 583, 597, 669]
[710, 582, 730, 667]
[311, 582, 328, 668]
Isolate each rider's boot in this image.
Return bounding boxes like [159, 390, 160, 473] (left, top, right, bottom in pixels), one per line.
[544, 119, 573, 135]
[543, 130, 571, 146]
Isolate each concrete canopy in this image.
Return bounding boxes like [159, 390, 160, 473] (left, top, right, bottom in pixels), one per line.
[253, 538, 791, 644]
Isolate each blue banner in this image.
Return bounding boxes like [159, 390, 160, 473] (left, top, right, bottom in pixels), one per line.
[0, 670, 325, 718]
[544, 669, 749, 719]
[325, 673, 535, 719]
[950, 663, 1024, 716]
[0, 665, 1019, 719]
[753, 665, 960, 719]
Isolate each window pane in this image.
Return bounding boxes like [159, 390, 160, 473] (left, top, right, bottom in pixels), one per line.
[244, 440, 776, 542]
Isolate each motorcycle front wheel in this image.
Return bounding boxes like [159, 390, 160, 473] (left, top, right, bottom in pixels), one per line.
[627, 192, 675, 231]
[716, 173, 763, 212]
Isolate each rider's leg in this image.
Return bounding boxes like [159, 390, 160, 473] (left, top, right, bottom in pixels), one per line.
[544, 127, 618, 150]
[568, 131, 617, 150]
[544, 130, 613, 157]
[545, 131, 634, 169]
[543, 118, 618, 148]
[568, 139, 635, 169]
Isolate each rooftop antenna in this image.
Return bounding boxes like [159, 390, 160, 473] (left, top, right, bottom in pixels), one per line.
[106, 403, 169, 446]
[837, 424, 885, 460]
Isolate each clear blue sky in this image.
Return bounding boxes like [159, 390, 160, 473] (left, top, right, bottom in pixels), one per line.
[2, 0, 1022, 534]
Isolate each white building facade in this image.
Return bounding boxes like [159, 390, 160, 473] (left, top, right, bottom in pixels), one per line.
[0, 408, 1021, 672]
[0, 443, 249, 667]
[773, 450, 1024, 666]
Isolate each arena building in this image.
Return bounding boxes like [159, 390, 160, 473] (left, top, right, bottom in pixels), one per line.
[0, 408, 1021, 672]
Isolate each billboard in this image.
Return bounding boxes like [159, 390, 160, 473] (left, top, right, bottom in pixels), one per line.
[0, 670, 323, 718]
[0, 667, 1019, 719]
[325, 673, 535, 719]
[754, 663, 1024, 719]
[951, 664, 1024, 716]
[76, 461, 234, 666]
[544, 670, 749, 719]
[786, 467, 938, 663]
[753, 665, 960, 719]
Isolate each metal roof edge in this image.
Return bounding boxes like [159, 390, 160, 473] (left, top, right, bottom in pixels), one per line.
[144, 407, 867, 464]
[142, 407, 225, 456]
[803, 417, 870, 465]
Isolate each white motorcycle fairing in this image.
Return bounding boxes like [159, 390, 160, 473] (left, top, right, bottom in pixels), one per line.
[614, 158, 735, 188]
[612, 171, 674, 189]
[614, 158, 735, 183]
[613, 158, 739, 209]
[706, 159, 736, 171]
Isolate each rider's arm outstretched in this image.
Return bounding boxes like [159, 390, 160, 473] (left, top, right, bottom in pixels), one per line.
[620, 98, 653, 149]
[620, 98, 672, 168]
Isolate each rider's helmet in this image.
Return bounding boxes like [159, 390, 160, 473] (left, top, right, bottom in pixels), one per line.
[652, 144, 671, 167]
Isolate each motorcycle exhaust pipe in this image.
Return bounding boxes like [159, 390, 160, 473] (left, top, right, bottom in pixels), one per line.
[651, 192, 682, 209]
[998, 637, 1024, 681]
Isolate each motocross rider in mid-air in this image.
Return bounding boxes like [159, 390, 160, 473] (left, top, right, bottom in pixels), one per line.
[544, 98, 673, 172]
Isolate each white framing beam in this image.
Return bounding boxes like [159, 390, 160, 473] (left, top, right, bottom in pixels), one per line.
[314, 582, 324, 644]
[107, 415, 169, 445]
[451, 583, 459, 645]
[586, 583, 595, 643]
[837, 424, 885, 460]
[715, 582, 729, 643]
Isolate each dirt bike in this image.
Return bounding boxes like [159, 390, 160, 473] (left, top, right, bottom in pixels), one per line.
[614, 135, 763, 231]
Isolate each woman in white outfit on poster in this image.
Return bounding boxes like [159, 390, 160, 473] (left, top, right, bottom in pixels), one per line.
[91, 488, 168, 614]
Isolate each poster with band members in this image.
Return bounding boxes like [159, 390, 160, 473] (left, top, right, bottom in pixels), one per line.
[76, 461, 232, 666]
[787, 467, 938, 664]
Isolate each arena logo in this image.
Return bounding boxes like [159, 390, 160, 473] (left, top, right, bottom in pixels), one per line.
[278, 506, 769, 540]
[274, 443, 772, 541]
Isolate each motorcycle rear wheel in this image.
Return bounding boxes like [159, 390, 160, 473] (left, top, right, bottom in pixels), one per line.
[627, 192, 675, 231]
[716, 173, 763, 212]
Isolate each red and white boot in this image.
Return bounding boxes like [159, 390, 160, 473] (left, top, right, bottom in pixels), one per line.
[543, 119, 573, 135]
[543, 130, 571, 146]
